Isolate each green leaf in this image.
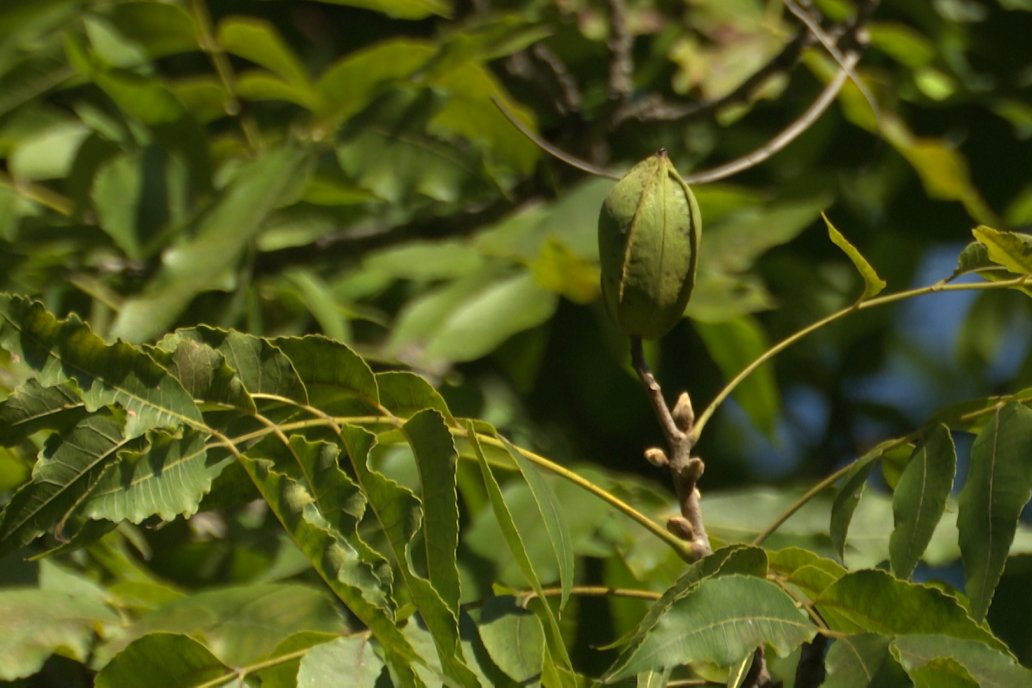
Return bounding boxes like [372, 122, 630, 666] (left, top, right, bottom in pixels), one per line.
[251, 632, 340, 688]
[311, 0, 452, 21]
[0, 295, 204, 437]
[475, 595, 545, 684]
[889, 425, 956, 579]
[341, 425, 478, 687]
[8, 118, 89, 180]
[0, 411, 132, 555]
[823, 213, 886, 298]
[95, 633, 229, 688]
[825, 634, 910, 688]
[606, 546, 767, 668]
[388, 270, 558, 368]
[830, 453, 876, 563]
[96, 583, 348, 668]
[151, 336, 255, 413]
[274, 334, 379, 413]
[236, 455, 421, 684]
[376, 370, 454, 423]
[0, 379, 84, 444]
[502, 438, 575, 610]
[694, 316, 780, 436]
[891, 634, 1032, 687]
[767, 547, 847, 599]
[972, 225, 1032, 275]
[81, 428, 229, 523]
[815, 569, 1006, 649]
[958, 402, 1032, 620]
[466, 423, 573, 671]
[297, 635, 386, 687]
[174, 327, 307, 403]
[316, 40, 435, 122]
[0, 587, 118, 681]
[604, 574, 816, 682]
[283, 269, 352, 342]
[218, 17, 311, 91]
[903, 656, 979, 688]
[111, 145, 309, 342]
[86, 2, 197, 63]
[403, 409, 462, 615]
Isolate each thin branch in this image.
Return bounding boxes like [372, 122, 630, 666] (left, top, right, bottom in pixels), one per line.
[691, 274, 1032, 442]
[783, 0, 881, 129]
[490, 96, 619, 179]
[630, 338, 712, 561]
[681, 50, 857, 185]
[613, 27, 812, 126]
[0, 171, 74, 217]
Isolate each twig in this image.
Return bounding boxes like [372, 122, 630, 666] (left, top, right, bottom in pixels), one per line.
[630, 337, 712, 561]
[613, 27, 812, 126]
[680, 49, 858, 185]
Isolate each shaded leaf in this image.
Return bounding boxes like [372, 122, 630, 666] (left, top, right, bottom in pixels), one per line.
[151, 336, 255, 413]
[475, 595, 545, 684]
[95, 633, 228, 688]
[0, 411, 132, 555]
[274, 334, 379, 413]
[823, 213, 886, 298]
[891, 634, 1032, 687]
[694, 316, 780, 436]
[341, 425, 478, 686]
[890, 425, 956, 579]
[403, 410, 462, 615]
[111, 145, 309, 342]
[903, 656, 979, 688]
[958, 402, 1032, 620]
[502, 438, 575, 610]
[816, 569, 1005, 648]
[376, 370, 453, 423]
[236, 455, 422, 684]
[604, 574, 816, 682]
[175, 327, 307, 403]
[0, 379, 84, 444]
[830, 453, 876, 563]
[466, 423, 572, 670]
[825, 633, 910, 688]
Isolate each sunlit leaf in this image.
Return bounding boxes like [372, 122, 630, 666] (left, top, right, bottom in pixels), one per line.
[297, 634, 386, 687]
[824, 213, 886, 298]
[0, 587, 118, 681]
[972, 225, 1032, 276]
[767, 547, 846, 599]
[311, 0, 451, 21]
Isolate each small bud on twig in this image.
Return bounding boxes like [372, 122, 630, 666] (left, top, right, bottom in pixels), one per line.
[644, 447, 669, 467]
